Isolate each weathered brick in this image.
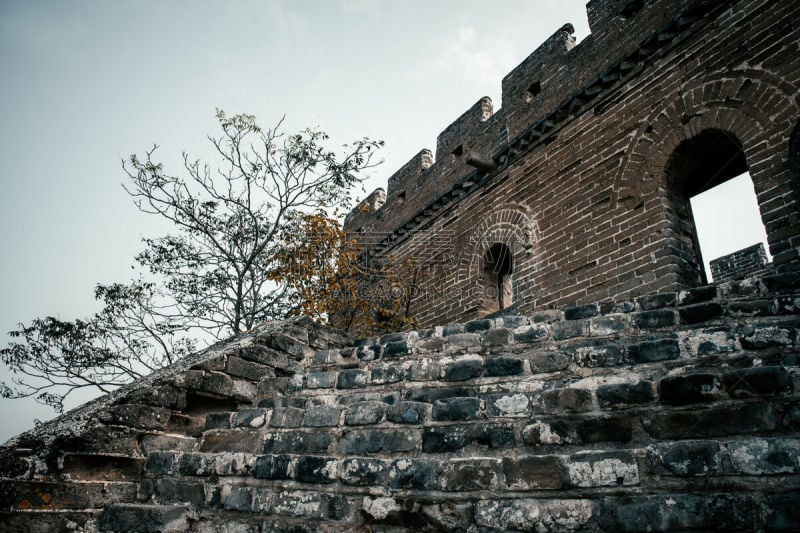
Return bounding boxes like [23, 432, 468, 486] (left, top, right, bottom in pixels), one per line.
[502, 456, 564, 490]
[225, 355, 273, 381]
[739, 324, 794, 349]
[234, 408, 269, 428]
[200, 429, 262, 453]
[648, 440, 722, 476]
[475, 499, 593, 531]
[634, 309, 676, 329]
[643, 403, 776, 439]
[723, 366, 792, 397]
[637, 292, 676, 310]
[253, 454, 292, 480]
[726, 437, 800, 475]
[337, 429, 416, 454]
[422, 423, 515, 453]
[371, 362, 404, 384]
[432, 397, 483, 421]
[598, 494, 757, 532]
[514, 324, 549, 343]
[345, 401, 386, 425]
[765, 492, 800, 531]
[527, 350, 571, 373]
[205, 412, 231, 430]
[340, 458, 389, 486]
[564, 340, 623, 367]
[524, 416, 632, 445]
[303, 405, 342, 427]
[597, 381, 655, 408]
[564, 304, 599, 320]
[442, 356, 483, 381]
[540, 388, 593, 413]
[679, 302, 724, 324]
[155, 479, 205, 507]
[98, 504, 190, 532]
[659, 373, 721, 405]
[484, 355, 525, 376]
[440, 458, 501, 491]
[306, 371, 336, 389]
[566, 450, 639, 487]
[270, 407, 304, 428]
[552, 320, 587, 340]
[486, 393, 530, 417]
[386, 401, 428, 424]
[293, 456, 337, 484]
[382, 340, 413, 357]
[677, 285, 717, 305]
[464, 319, 493, 333]
[627, 338, 680, 363]
[483, 327, 513, 346]
[387, 459, 439, 490]
[263, 431, 331, 454]
[336, 369, 369, 389]
[272, 490, 321, 518]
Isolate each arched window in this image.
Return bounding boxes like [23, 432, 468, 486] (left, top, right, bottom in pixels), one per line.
[666, 129, 768, 283]
[483, 243, 513, 313]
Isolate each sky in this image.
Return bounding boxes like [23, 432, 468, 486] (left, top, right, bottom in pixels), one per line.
[0, 0, 769, 443]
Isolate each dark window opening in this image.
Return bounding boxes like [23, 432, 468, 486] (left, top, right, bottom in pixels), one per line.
[525, 81, 541, 102]
[451, 144, 464, 160]
[666, 129, 768, 284]
[483, 243, 514, 314]
[397, 191, 406, 203]
[619, 0, 645, 19]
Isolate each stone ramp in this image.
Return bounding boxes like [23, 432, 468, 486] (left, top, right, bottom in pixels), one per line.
[1, 273, 799, 531]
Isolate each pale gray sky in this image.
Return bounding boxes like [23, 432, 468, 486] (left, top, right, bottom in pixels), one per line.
[0, 0, 767, 443]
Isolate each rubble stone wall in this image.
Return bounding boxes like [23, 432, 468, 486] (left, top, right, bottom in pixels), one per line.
[1, 271, 798, 531]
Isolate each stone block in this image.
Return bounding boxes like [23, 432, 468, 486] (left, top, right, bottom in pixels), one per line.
[253, 454, 292, 480]
[552, 320, 587, 340]
[337, 369, 370, 389]
[440, 458, 501, 491]
[293, 456, 338, 484]
[627, 338, 680, 363]
[382, 340, 413, 357]
[648, 440, 722, 476]
[659, 373, 721, 405]
[590, 315, 628, 336]
[320, 494, 352, 521]
[485, 393, 530, 417]
[679, 302, 724, 324]
[337, 429, 416, 454]
[633, 309, 676, 329]
[642, 403, 776, 439]
[340, 458, 389, 486]
[98, 504, 191, 532]
[144, 452, 175, 474]
[765, 492, 800, 531]
[371, 362, 404, 384]
[99, 404, 171, 431]
[269, 407, 304, 428]
[386, 401, 428, 424]
[422, 424, 515, 453]
[723, 366, 792, 398]
[272, 490, 321, 518]
[726, 437, 800, 475]
[524, 416, 633, 445]
[432, 397, 483, 421]
[637, 292, 676, 310]
[528, 350, 571, 373]
[502, 455, 564, 489]
[225, 356, 273, 381]
[155, 479, 205, 507]
[564, 340, 623, 367]
[388, 459, 439, 490]
[564, 304, 599, 320]
[234, 408, 269, 428]
[306, 371, 336, 389]
[677, 285, 717, 305]
[200, 429, 262, 453]
[566, 450, 639, 487]
[442, 356, 483, 381]
[345, 401, 386, 425]
[739, 324, 794, 349]
[464, 319, 494, 332]
[483, 327, 513, 346]
[204, 412, 231, 430]
[406, 358, 441, 381]
[597, 381, 655, 408]
[514, 324, 550, 343]
[484, 355, 525, 376]
[598, 493, 757, 532]
[475, 499, 593, 531]
[303, 405, 342, 427]
[263, 431, 332, 454]
[540, 388, 593, 413]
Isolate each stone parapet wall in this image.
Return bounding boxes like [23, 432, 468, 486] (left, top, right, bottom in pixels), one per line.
[711, 243, 772, 284]
[1, 270, 798, 531]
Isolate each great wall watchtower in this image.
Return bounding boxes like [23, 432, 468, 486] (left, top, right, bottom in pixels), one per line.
[345, 0, 800, 328]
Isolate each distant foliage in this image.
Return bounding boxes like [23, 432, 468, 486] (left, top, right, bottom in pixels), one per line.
[1, 110, 387, 412]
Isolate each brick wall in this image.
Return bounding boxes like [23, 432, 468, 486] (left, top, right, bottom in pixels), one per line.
[710, 243, 772, 284]
[344, 0, 800, 329]
[1, 270, 798, 531]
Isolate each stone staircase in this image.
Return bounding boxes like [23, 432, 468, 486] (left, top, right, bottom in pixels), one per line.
[1, 273, 799, 531]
